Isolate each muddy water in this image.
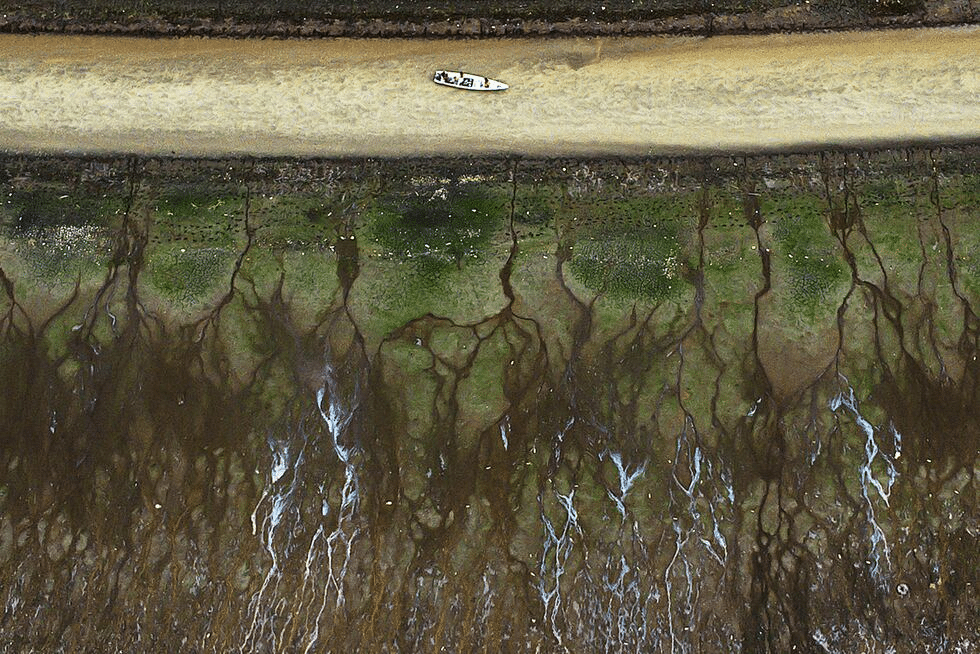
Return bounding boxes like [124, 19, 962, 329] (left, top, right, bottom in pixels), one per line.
[0, 28, 980, 156]
[0, 151, 978, 652]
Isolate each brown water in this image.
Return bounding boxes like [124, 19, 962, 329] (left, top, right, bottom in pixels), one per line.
[0, 152, 977, 652]
[0, 28, 979, 156]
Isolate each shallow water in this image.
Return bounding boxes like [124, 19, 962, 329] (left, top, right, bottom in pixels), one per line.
[0, 151, 977, 652]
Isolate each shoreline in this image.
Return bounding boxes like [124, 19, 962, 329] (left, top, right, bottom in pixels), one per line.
[5, 132, 980, 161]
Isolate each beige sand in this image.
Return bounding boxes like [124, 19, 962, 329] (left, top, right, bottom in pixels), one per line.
[0, 28, 978, 157]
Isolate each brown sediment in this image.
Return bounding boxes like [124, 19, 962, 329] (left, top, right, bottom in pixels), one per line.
[0, 27, 979, 158]
[755, 319, 839, 400]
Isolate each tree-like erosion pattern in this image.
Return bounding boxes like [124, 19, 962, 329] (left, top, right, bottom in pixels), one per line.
[0, 151, 977, 652]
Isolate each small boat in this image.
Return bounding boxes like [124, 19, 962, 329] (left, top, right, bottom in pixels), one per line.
[433, 70, 508, 92]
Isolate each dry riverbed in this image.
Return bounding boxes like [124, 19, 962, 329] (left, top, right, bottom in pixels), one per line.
[0, 27, 978, 156]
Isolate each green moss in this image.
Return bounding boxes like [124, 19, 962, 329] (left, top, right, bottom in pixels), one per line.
[859, 179, 909, 211]
[145, 245, 235, 306]
[349, 188, 511, 345]
[766, 195, 847, 314]
[250, 195, 347, 250]
[569, 228, 682, 301]
[2, 188, 125, 234]
[366, 188, 507, 280]
[10, 239, 108, 287]
[786, 256, 847, 309]
[0, 186, 120, 287]
[351, 255, 507, 346]
[944, 174, 980, 211]
[149, 189, 244, 248]
[514, 188, 559, 227]
[560, 192, 701, 301]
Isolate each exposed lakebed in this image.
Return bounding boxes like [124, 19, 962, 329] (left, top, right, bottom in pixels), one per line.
[0, 151, 976, 652]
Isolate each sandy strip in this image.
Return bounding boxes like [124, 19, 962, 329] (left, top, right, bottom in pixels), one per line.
[0, 28, 978, 157]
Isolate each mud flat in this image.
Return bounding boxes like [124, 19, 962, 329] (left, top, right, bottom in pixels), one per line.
[2, 151, 978, 653]
[0, 26, 979, 157]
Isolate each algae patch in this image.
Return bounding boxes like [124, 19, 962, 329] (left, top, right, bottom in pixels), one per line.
[145, 245, 235, 306]
[568, 227, 682, 301]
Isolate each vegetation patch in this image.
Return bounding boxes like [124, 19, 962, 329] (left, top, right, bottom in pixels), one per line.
[569, 226, 682, 301]
[145, 245, 235, 307]
[766, 195, 846, 314]
[784, 255, 845, 313]
[7, 231, 109, 287]
[149, 189, 243, 248]
[514, 188, 559, 228]
[367, 187, 507, 283]
[2, 187, 124, 235]
[0, 190, 116, 286]
[943, 173, 980, 213]
[859, 179, 910, 211]
[251, 195, 347, 250]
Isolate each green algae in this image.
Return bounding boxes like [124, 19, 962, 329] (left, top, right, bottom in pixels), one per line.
[569, 228, 682, 300]
[367, 188, 507, 268]
[250, 194, 348, 250]
[144, 244, 235, 306]
[562, 193, 699, 301]
[0, 186, 121, 287]
[3, 187, 125, 233]
[765, 193, 848, 316]
[149, 189, 244, 247]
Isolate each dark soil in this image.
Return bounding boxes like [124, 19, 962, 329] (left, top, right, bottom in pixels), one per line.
[0, 0, 976, 38]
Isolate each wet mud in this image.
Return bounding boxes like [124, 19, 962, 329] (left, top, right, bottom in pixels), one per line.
[0, 151, 977, 652]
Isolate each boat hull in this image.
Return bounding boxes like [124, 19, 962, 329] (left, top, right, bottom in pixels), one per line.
[433, 70, 508, 92]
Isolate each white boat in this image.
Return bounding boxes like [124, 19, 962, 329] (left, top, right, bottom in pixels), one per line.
[433, 70, 508, 92]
